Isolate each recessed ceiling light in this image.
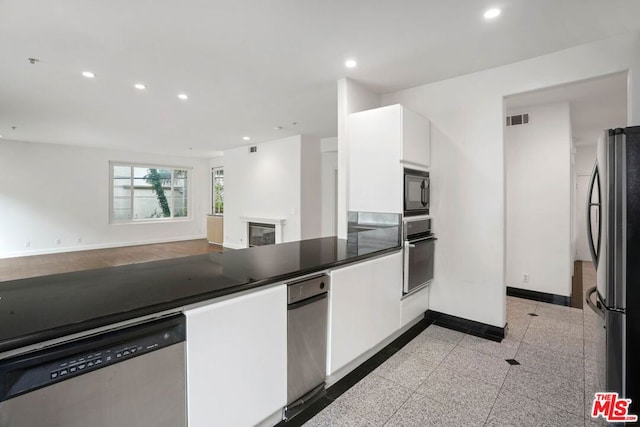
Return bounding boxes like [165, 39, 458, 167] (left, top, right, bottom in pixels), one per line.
[82, 71, 95, 78]
[484, 8, 501, 19]
[0, 135, 3, 138]
[345, 59, 357, 68]
[134, 83, 146, 90]
[178, 93, 188, 100]
[242, 136, 250, 141]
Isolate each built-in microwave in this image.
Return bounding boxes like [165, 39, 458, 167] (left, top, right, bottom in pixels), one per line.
[404, 168, 429, 216]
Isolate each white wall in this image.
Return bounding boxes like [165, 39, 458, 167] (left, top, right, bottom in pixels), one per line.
[337, 78, 381, 238]
[0, 140, 210, 258]
[320, 137, 338, 237]
[300, 135, 322, 240]
[575, 144, 597, 174]
[380, 32, 640, 328]
[223, 135, 321, 248]
[575, 144, 597, 261]
[506, 103, 572, 296]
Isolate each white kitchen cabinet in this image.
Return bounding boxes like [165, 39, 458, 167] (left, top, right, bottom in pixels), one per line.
[184, 285, 287, 427]
[348, 104, 430, 214]
[400, 285, 430, 328]
[370, 252, 403, 346]
[401, 106, 431, 168]
[327, 259, 373, 374]
[327, 252, 402, 375]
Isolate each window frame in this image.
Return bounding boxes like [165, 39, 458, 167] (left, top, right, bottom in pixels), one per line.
[109, 161, 193, 224]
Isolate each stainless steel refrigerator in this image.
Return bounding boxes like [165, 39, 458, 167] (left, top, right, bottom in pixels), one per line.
[586, 126, 640, 412]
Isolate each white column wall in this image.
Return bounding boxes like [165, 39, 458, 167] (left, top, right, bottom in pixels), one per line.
[300, 135, 322, 240]
[320, 137, 338, 237]
[336, 78, 381, 238]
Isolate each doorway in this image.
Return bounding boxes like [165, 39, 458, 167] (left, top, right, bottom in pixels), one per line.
[504, 72, 627, 308]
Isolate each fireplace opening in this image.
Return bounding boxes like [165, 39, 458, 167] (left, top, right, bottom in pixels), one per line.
[248, 222, 276, 247]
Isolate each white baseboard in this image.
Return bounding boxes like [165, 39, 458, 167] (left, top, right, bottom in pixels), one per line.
[0, 234, 207, 259]
[222, 242, 244, 250]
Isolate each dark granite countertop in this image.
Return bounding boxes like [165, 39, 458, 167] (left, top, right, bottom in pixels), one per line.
[0, 235, 400, 354]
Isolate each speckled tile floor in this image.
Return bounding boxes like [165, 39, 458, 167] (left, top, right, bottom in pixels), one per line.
[303, 262, 605, 427]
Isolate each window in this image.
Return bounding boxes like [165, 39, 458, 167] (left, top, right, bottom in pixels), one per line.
[212, 167, 224, 215]
[111, 163, 191, 223]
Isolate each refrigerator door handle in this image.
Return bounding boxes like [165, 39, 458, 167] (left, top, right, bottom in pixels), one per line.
[586, 286, 605, 320]
[586, 162, 602, 267]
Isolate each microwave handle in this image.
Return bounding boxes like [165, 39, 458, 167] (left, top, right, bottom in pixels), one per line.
[421, 178, 430, 207]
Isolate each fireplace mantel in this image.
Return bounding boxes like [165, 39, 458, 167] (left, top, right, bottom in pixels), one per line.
[239, 216, 286, 226]
[240, 216, 286, 245]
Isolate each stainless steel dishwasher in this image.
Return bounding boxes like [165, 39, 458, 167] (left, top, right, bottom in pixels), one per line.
[284, 274, 329, 421]
[0, 315, 186, 427]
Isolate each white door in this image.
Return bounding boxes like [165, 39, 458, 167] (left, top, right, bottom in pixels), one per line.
[576, 174, 593, 261]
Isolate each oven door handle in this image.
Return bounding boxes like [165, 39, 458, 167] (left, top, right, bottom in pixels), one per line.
[407, 236, 437, 245]
[403, 240, 410, 293]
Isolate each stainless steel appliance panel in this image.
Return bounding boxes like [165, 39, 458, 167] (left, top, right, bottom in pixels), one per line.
[403, 216, 435, 295]
[288, 275, 328, 305]
[606, 308, 625, 395]
[404, 236, 435, 294]
[0, 343, 186, 427]
[287, 294, 328, 404]
[0, 315, 186, 427]
[586, 126, 640, 411]
[286, 275, 329, 419]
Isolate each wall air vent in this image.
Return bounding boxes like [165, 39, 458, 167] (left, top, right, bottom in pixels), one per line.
[506, 113, 529, 126]
[249, 146, 257, 153]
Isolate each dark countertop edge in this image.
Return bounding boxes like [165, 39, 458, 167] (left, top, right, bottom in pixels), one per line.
[0, 245, 401, 355]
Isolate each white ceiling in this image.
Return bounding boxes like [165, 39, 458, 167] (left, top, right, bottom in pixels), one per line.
[505, 72, 628, 146]
[1, 0, 640, 157]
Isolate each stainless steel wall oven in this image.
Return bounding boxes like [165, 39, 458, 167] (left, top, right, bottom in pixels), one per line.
[403, 217, 435, 295]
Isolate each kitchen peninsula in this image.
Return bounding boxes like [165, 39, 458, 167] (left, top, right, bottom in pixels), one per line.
[0, 226, 430, 427]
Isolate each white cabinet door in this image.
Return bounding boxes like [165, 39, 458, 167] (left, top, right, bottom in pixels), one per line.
[348, 105, 404, 214]
[348, 104, 430, 214]
[370, 252, 403, 346]
[400, 285, 430, 328]
[328, 252, 403, 375]
[185, 285, 287, 427]
[401, 107, 431, 168]
[328, 261, 373, 374]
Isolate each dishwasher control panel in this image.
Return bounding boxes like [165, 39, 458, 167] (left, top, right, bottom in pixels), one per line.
[287, 275, 328, 305]
[0, 314, 185, 402]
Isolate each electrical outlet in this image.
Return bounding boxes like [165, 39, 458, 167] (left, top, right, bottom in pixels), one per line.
[76, 237, 82, 244]
[25, 241, 30, 248]
[523, 273, 529, 283]
[55, 239, 62, 245]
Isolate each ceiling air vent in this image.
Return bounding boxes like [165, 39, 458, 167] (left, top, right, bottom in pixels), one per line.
[506, 113, 529, 126]
[249, 146, 257, 153]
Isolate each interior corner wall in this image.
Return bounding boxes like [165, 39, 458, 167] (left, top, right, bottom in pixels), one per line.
[506, 103, 572, 297]
[0, 140, 210, 258]
[223, 135, 302, 248]
[300, 135, 322, 240]
[337, 78, 381, 239]
[380, 32, 640, 328]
